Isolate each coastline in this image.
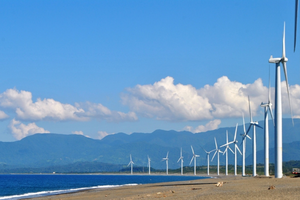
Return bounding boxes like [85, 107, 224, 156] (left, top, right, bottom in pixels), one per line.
[27, 174, 300, 200]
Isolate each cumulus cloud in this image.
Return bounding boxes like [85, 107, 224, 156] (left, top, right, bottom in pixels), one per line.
[97, 131, 115, 139]
[0, 88, 137, 122]
[9, 119, 50, 140]
[122, 76, 282, 121]
[121, 76, 212, 121]
[184, 119, 221, 133]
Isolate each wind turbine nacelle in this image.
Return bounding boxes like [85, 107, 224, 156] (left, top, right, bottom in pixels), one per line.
[261, 102, 268, 107]
[269, 56, 281, 63]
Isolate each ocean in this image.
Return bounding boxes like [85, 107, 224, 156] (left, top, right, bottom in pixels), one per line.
[0, 174, 208, 199]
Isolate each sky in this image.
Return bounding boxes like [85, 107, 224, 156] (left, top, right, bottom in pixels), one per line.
[0, 0, 300, 141]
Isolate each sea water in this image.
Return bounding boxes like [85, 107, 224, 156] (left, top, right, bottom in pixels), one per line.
[0, 174, 207, 199]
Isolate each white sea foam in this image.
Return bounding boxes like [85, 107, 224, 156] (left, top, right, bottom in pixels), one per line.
[0, 184, 138, 200]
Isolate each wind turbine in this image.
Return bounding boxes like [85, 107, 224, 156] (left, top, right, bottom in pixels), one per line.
[269, 22, 293, 178]
[211, 137, 223, 176]
[260, 70, 274, 177]
[295, 0, 299, 51]
[128, 154, 134, 175]
[229, 123, 242, 176]
[147, 155, 151, 175]
[189, 145, 200, 175]
[220, 130, 234, 176]
[162, 152, 169, 175]
[240, 114, 251, 176]
[177, 148, 184, 175]
[202, 147, 214, 175]
[246, 96, 263, 177]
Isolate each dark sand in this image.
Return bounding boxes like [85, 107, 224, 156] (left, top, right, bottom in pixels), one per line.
[29, 175, 300, 200]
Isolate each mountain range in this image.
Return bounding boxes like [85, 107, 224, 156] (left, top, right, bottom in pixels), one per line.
[0, 118, 299, 171]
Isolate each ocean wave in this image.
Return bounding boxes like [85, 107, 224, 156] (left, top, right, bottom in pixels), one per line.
[0, 183, 138, 200]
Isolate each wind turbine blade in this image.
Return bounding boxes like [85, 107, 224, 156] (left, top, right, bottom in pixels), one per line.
[268, 65, 271, 103]
[211, 151, 217, 162]
[248, 96, 252, 122]
[130, 154, 132, 162]
[283, 22, 286, 58]
[189, 157, 194, 165]
[255, 124, 263, 129]
[268, 105, 275, 126]
[243, 113, 246, 133]
[214, 137, 218, 149]
[282, 61, 294, 126]
[180, 148, 182, 157]
[246, 124, 252, 135]
[223, 148, 227, 155]
[166, 151, 169, 158]
[201, 146, 208, 154]
[228, 146, 234, 154]
[191, 145, 195, 154]
[236, 144, 242, 155]
[295, 0, 299, 52]
[246, 134, 251, 140]
[234, 123, 238, 141]
[177, 158, 181, 163]
[220, 143, 228, 148]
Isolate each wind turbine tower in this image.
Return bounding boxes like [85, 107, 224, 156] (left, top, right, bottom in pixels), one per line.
[202, 147, 214, 175]
[246, 96, 263, 177]
[269, 22, 293, 178]
[220, 130, 234, 176]
[211, 138, 223, 176]
[128, 154, 134, 175]
[190, 146, 200, 175]
[162, 152, 169, 175]
[147, 156, 151, 175]
[241, 114, 251, 176]
[260, 71, 274, 177]
[177, 148, 184, 175]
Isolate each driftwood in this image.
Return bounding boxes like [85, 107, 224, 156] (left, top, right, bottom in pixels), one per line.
[268, 185, 276, 190]
[216, 182, 223, 187]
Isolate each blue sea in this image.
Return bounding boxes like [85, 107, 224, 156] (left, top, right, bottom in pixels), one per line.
[0, 174, 207, 199]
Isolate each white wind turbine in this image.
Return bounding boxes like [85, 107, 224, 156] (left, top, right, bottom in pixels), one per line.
[189, 145, 200, 175]
[177, 148, 184, 175]
[240, 114, 251, 176]
[229, 123, 242, 176]
[202, 147, 214, 175]
[260, 71, 274, 177]
[128, 154, 134, 175]
[211, 138, 223, 176]
[162, 152, 169, 175]
[147, 155, 151, 175]
[269, 22, 293, 178]
[220, 130, 234, 176]
[246, 96, 263, 177]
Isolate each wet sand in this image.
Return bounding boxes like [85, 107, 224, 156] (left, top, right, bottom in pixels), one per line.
[29, 174, 300, 200]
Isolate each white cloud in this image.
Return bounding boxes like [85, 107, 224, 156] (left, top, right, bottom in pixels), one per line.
[9, 119, 50, 140]
[97, 131, 115, 139]
[122, 76, 213, 121]
[0, 110, 9, 120]
[72, 130, 84, 135]
[122, 76, 268, 121]
[0, 88, 137, 122]
[184, 119, 221, 133]
[76, 102, 138, 122]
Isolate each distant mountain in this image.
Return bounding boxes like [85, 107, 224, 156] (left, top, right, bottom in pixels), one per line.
[0, 118, 299, 170]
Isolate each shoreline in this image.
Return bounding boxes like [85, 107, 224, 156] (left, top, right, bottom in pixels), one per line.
[27, 175, 300, 200]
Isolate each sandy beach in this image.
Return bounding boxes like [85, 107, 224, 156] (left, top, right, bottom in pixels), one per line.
[28, 174, 300, 200]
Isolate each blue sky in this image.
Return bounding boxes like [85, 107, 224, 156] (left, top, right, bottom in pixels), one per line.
[0, 0, 299, 141]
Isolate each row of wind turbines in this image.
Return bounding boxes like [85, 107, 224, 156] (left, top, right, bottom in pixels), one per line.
[127, 22, 293, 178]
